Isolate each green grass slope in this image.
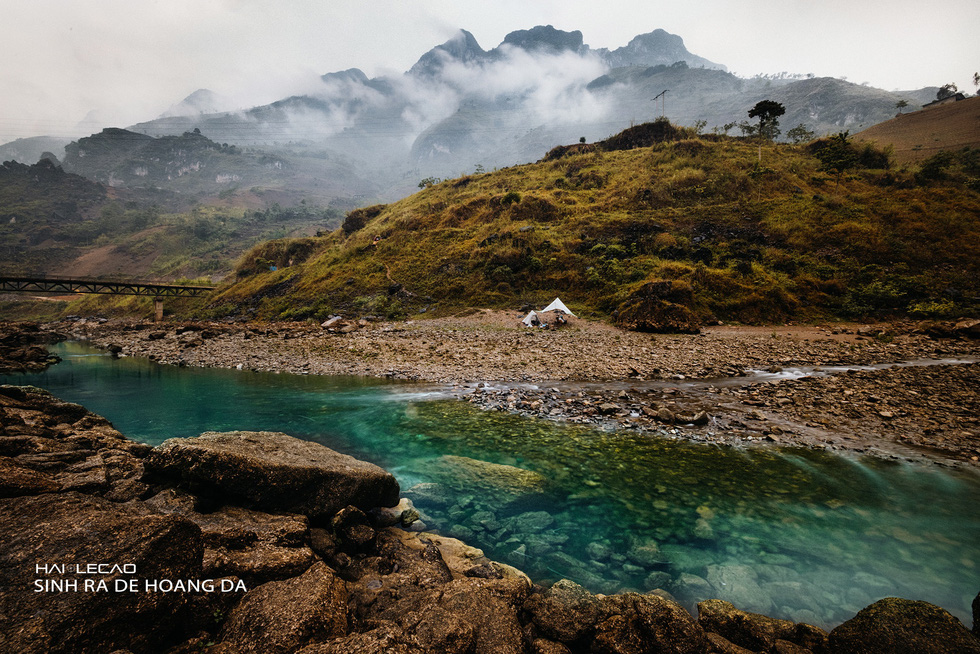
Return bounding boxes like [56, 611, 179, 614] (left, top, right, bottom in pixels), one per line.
[208, 123, 980, 328]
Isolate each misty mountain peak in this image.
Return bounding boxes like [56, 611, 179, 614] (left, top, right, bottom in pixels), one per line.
[499, 25, 585, 54]
[321, 68, 370, 85]
[598, 29, 725, 71]
[160, 89, 228, 119]
[409, 29, 487, 77]
[319, 68, 394, 96]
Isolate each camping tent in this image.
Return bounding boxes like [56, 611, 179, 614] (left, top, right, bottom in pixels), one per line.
[540, 298, 576, 317]
[521, 310, 539, 327]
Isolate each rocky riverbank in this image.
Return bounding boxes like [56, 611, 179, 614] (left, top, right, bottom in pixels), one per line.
[60, 312, 980, 466]
[2, 384, 978, 653]
[0, 321, 63, 372]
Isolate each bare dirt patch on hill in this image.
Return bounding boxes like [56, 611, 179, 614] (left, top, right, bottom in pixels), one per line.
[854, 96, 980, 164]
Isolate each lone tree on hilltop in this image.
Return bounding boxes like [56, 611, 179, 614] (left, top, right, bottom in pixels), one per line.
[748, 100, 786, 142]
[936, 83, 958, 101]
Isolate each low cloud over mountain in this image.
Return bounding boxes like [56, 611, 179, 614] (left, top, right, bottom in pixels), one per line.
[71, 25, 937, 198]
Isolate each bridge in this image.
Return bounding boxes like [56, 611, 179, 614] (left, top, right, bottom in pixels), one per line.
[0, 275, 217, 321]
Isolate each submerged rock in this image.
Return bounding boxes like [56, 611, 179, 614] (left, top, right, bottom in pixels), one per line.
[704, 564, 773, 614]
[144, 431, 399, 522]
[403, 481, 455, 508]
[425, 455, 550, 507]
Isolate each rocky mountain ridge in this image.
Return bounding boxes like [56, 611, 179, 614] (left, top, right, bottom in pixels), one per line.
[2, 25, 942, 207]
[122, 25, 933, 186]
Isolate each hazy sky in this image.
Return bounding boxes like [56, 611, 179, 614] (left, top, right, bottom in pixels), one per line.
[1, 0, 976, 143]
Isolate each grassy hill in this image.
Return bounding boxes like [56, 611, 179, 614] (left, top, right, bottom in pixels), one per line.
[0, 159, 107, 271]
[206, 121, 980, 329]
[854, 97, 980, 164]
[0, 157, 344, 281]
[60, 128, 378, 206]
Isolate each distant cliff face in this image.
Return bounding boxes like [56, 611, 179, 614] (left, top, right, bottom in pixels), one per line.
[409, 26, 720, 78]
[60, 128, 288, 191]
[500, 25, 585, 53]
[596, 29, 725, 70]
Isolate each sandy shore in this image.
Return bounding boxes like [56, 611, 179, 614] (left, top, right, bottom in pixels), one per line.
[62, 310, 980, 466]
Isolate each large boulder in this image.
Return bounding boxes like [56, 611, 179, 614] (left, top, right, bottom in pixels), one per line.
[190, 504, 314, 584]
[439, 579, 526, 654]
[0, 492, 205, 654]
[340, 529, 528, 654]
[0, 384, 151, 502]
[613, 280, 701, 334]
[0, 322, 63, 372]
[217, 561, 349, 653]
[828, 597, 980, 653]
[144, 431, 399, 522]
[594, 592, 710, 654]
[524, 579, 604, 644]
[697, 599, 827, 653]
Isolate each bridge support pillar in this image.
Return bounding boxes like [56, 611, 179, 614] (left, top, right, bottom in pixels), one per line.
[154, 297, 164, 322]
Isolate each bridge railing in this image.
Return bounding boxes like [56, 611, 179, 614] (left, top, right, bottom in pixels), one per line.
[0, 275, 217, 298]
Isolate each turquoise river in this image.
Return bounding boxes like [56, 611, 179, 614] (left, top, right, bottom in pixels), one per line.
[3, 341, 978, 630]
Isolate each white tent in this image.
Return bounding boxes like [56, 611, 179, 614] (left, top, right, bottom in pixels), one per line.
[521, 310, 539, 327]
[540, 298, 576, 317]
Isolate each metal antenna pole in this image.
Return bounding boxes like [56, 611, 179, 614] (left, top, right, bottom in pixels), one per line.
[652, 90, 669, 118]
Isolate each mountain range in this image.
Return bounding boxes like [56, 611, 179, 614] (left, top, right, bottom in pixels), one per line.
[0, 25, 943, 208]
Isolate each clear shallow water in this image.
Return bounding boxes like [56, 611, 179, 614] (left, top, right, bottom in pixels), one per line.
[3, 342, 978, 630]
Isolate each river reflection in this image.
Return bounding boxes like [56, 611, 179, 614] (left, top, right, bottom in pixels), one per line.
[3, 341, 978, 629]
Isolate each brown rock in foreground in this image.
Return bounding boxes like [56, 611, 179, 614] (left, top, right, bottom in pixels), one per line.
[828, 597, 980, 653]
[2, 383, 978, 653]
[217, 561, 348, 654]
[144, 430, 400, 522]
[0, 492, 204, 654]
[0, 321, 63, 373]
[697, 599, 828, 653]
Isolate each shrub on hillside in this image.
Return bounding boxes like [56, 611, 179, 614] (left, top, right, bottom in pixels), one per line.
[342, 204, 386, 236]
[542, 142, 598, 161]
[235, 238, 318, 278]
[612, 279, 700, 333]
[600, 117, 685, 151]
